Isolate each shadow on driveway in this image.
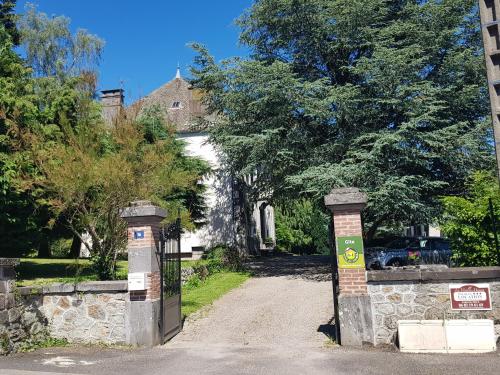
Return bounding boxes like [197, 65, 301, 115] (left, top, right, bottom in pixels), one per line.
[245, 254, 332, 282]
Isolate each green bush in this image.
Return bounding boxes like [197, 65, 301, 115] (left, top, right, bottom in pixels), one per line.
[184, 274, 202, 289]
[203, 245, 244, 272]
[50, 238, 73, 258]
[18, 336, 68, 353]
[440, 171, 500, 267]
[184, 245, 245, 288]
[275, 199, 330, 255]
[192, 263, 209, 281]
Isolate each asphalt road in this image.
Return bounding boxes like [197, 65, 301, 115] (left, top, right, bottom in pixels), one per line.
[1, 344, 499, 375]
[1, 256, 499, 374]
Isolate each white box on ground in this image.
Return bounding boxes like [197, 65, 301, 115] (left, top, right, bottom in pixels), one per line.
[398, 320, 496, 353]
[399, 320, 447, 351]
[128, 272, 147, 291]
[445, 320, 496, 352]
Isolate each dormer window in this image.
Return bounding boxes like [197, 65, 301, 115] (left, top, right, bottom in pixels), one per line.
[172, 101, 181, 108]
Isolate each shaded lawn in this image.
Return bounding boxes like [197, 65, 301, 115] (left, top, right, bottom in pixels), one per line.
[16, 258, 208, 286]
[181, 271, 250, 317]
[16, 258, 128, 286]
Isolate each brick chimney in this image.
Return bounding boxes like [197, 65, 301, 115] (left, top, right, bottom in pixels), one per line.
[101, 89, 124, 126]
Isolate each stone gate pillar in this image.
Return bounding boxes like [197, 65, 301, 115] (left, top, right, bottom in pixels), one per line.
[325, 188, 374, 346]
[120, 200, 166, 347]
[0, 258, 19, 310]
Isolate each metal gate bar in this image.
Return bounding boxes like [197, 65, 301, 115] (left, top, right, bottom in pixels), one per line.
[159, 216, 182, 343]
[329, 219, 341, 345]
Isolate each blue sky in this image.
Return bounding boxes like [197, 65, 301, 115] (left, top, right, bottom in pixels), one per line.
[16, 0, 252, 103]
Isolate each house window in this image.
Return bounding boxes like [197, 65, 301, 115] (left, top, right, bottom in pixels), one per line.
[172, 101, 181, 108]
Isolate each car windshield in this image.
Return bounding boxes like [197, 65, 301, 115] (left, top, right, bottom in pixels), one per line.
[408, 239, 427, 249]
[386, 238, 412, 248]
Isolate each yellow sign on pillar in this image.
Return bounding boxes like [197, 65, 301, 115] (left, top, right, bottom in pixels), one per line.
[336, 235, 365, 269]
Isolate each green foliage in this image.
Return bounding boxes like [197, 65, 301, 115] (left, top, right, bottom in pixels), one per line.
[0, 24, 45, 256]
[0, 0, 19, 45]
[275, 199, 329, 254]
[184, 273, 202, 288]
[26, 105, 205, 279]
[0, 332, 9, 354]
[440, 171, 500, 266]
[18, 336, 68, 353]
[19, 3, 104, 78]
[49, 238, 73, 258]
[1, 5, 207, 275]
[136, 105, 211, 229]
[182, 248, 249, 318]
[187, 245, 243, 288]
[191, 0, 494, 238]
[203, 244, 245, 273]
[192, 262, 209, 281]
[1, 4, 104, 257]
[137, 105, 172, 142]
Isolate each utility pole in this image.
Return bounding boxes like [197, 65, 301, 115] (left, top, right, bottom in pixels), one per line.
[479, 0, 500, 183]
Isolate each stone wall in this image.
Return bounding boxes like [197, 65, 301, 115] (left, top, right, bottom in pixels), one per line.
[32, 282, 128, 344]
[367, 267, 500, 346]
[1, 281, 128, 354]
[0, 258, 42, 355]
[0, 289, 47, 355]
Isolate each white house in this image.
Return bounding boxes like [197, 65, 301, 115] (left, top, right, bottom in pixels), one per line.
[100, 69, 275, 258]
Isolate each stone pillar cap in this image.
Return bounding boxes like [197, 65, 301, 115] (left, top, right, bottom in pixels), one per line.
[120, 200, 167, 219]
[0, 258, 20, 267]
[324, 187, 367, 210]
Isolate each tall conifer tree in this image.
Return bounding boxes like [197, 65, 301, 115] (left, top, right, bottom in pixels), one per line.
[191, 0, 494, 237]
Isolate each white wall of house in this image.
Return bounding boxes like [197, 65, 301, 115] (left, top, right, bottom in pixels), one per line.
[177, 132, 237, 257]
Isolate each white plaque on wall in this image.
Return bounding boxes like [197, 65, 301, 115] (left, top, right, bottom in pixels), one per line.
[128, 272, 147, 291]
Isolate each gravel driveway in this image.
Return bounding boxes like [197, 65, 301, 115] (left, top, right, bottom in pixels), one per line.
[168, 255, 335, 351]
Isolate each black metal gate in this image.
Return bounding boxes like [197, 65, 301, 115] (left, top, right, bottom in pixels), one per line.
[159, 217, 182, 343]
[328, 219, 341, 345]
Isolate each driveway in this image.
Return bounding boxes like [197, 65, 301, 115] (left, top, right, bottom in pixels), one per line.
[168, 255, 334, 351]
[1, 255, 499, 375]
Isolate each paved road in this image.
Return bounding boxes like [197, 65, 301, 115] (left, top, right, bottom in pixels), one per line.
[1, 256, 499, 375]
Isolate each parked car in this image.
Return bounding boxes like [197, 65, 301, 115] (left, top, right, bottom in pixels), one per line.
[365, 237, 451, 270]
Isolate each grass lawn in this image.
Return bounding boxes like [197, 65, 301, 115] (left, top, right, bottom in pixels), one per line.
[16, 258, 203, 286]
[181, 271, 250, 317]
[16, 258, 128, 286]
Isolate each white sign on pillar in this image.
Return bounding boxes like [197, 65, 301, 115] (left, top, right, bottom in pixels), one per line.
[128, 272, 147, 291]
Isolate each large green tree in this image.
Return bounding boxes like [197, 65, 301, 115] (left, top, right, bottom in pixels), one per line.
[19, 3, 104, 78]
[2, 4, 208, 268]
[26, 103, 205, 279]
[0, 4, 106, 257]
[191, 0, 494, 239]
[0, 23, 40, 256]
